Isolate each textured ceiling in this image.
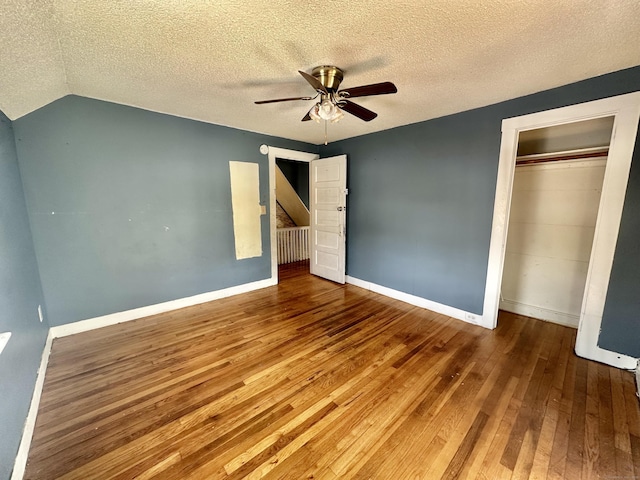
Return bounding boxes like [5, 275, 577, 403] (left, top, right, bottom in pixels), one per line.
[1, 1, 640, 144]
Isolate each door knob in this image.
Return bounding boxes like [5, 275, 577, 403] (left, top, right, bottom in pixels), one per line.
[337, 206, 344, 211]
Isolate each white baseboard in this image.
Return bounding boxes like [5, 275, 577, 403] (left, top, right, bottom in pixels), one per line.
[11, 330, 54, 480]
[499, 299, 579, 328]
[51, 277, 277, 338]
[346, 275, 486, 328]
[11, 276, 276, 478]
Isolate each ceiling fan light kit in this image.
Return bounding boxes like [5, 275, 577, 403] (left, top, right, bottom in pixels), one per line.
[309, 96, 344, 123]
[255, 65, 397, 143]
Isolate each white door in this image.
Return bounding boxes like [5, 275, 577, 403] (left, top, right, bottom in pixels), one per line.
[310, 155, 347, 283]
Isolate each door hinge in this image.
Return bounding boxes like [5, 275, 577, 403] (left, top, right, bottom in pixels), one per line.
[344, 188, 349, 195]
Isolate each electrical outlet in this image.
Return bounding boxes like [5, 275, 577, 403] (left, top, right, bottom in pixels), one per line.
[464, 312, 478, 324]
[38, 305, 43, 322]
[0, 332, 11, 355]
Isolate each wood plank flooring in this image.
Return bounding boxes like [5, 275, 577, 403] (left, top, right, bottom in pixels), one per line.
[24, 261, 640, 479]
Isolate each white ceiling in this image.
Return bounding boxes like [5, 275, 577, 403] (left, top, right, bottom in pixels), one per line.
[1, 1, 640, 145]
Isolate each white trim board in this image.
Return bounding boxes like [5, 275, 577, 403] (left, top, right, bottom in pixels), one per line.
[50, 277, 275, 338]
[260, 145, 319, 284]
[499, 299, 579, 328]
[346, 276, 483, 326]
[11, 331, 53, 480]
[483, 91, 640, 369]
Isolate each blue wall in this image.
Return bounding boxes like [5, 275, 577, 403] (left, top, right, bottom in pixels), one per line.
[322, 65, 640, 357]
[322, 109, 499, 313]
[598, 130, 640, 356]
[14, 96, 316, 326]
[0, 112, 49, 479]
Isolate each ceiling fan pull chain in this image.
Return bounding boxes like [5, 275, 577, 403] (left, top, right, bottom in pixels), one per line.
[324, 120, 328, 145]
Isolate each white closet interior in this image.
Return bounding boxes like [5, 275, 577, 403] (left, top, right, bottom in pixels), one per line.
[500, 116, 615, 327]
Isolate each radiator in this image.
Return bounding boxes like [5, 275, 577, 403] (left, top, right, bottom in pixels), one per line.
[277, 227, 310, 264]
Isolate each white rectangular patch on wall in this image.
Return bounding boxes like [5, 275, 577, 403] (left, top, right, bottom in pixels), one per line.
[0, 332, 11, 355]
[229, 161, 262, 260]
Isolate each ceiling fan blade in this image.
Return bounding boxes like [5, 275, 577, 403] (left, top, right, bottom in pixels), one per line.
[339, 81, 397, 98]
[339, 100, 378, 122]
[255, 96, 313, 104]
[299, 70, 329, 95]
[301, 110, 312, 121]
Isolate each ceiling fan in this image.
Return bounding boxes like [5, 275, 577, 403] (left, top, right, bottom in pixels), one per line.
[255, 66, 397, 123]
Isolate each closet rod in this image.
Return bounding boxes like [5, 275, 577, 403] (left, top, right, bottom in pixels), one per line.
[516, 146, 609, 165]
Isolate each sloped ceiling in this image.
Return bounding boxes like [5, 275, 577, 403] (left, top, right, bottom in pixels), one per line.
[1, 0, 640, 144]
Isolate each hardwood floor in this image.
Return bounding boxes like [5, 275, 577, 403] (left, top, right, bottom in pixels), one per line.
[24, 261, 640, 479]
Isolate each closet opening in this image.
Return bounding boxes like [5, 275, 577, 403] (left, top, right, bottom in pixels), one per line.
[499, 117, 614, 328]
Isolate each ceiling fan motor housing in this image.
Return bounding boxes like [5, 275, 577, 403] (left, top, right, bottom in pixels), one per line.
[312, 66, 344, 91]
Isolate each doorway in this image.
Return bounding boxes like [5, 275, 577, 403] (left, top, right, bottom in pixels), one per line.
[482, 92, 640, 369]
[262, 146, 348, 285]
[262, 146, 318, 283]
[500, 117, 613, 328]
[275, 158, 311, 266]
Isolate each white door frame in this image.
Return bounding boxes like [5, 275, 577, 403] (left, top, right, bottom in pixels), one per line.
[482, 91, 640, 369]
[260, 145, 319, 283]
